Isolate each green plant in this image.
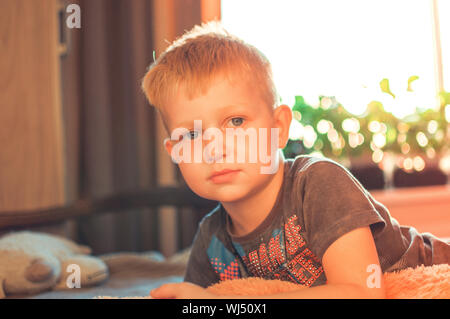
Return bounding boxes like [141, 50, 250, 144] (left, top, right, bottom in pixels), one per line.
[284, 77, 450, 172]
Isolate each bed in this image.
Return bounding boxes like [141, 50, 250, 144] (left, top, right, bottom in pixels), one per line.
[0, 187, 214, 299]
[1, 185, 449, 299]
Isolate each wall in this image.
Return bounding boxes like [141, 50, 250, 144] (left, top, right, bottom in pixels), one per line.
[0, 0, 66, 212]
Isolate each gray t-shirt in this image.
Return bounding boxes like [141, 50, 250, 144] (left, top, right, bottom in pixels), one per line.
[184, 155, 450, 288]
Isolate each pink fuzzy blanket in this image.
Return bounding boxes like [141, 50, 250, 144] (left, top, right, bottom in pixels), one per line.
[97, 264, 449, 299]
[208, 264, 450, 299]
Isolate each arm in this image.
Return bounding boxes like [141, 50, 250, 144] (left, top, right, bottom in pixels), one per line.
[225, 226, 386, 299]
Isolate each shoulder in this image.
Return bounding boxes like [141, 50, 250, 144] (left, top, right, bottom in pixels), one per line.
[188, 203, 226, 254]
[283, 155, 371, 204]
[285, 155, 351, 183]
[196, 203, 226, 238]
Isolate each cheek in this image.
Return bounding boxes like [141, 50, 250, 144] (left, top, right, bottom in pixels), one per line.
[263, 127, 280, 154]
[178, 163, 206, 189]
[252, 127, 278, 163]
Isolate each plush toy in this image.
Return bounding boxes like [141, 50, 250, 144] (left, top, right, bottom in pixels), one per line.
[0, 231, 108, 298]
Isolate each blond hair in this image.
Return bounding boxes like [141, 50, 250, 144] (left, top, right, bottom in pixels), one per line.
[141, 21, 279, 118]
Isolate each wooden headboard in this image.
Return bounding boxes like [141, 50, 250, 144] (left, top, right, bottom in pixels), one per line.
[0, 187, 217, 231]
[1, 185, 448, 244]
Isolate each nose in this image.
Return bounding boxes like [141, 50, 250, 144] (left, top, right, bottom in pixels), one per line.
[201, 128, 229, 163]
[25, 258, 55, 283]
[204, 142, 226, 163]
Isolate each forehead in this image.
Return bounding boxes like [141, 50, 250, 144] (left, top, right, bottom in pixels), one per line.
[164, 75, 267, 128]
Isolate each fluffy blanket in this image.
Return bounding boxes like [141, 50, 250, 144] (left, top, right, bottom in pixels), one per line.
[97, 263, 449, 299]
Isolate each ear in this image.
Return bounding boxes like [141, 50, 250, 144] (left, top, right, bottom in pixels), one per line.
[164, 137, 174, 157]
[273, 104, 292, 149]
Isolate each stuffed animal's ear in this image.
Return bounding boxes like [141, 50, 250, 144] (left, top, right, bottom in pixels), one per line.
[77, 245, 92, 255]
[0, 277, 5, 299]
[25, 258, 55, 283]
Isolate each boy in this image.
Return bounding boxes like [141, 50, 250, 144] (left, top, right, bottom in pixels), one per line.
[141, 22, 450, 299]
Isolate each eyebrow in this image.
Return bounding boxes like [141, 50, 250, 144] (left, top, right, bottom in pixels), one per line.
[218, 104, 250, 115]
[173, 104, 249, 129]
[174, 120, 195, 129]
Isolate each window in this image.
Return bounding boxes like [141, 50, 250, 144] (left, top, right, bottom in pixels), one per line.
[222, 0, 448, 118]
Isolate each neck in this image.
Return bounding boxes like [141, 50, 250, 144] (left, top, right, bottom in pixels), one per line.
[222, 152, 286, 237]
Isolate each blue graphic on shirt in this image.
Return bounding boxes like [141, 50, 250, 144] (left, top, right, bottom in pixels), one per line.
[207, 235, 241, 280]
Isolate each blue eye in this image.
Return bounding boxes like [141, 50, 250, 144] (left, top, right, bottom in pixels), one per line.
[184, 131, 199, 140]
[230, 117, 244, 127]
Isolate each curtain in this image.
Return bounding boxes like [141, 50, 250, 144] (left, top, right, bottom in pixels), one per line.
[61, 0, 208, 255]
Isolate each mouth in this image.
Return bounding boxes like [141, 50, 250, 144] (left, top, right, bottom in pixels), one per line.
[209, 169, 241, 183]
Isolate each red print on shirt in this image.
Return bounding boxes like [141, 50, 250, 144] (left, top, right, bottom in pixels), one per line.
[210, 257, 240, 281]
[241, 215, 323, 287]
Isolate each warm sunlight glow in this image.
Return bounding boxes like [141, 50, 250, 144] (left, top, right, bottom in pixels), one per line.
[222, 0, 443, 118]
[438, 0, 450, 92]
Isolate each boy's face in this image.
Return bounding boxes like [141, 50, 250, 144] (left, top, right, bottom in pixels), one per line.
[163, 74, 292, 203]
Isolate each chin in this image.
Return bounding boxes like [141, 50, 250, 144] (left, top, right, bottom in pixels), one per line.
[193, 186, 250, 203]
